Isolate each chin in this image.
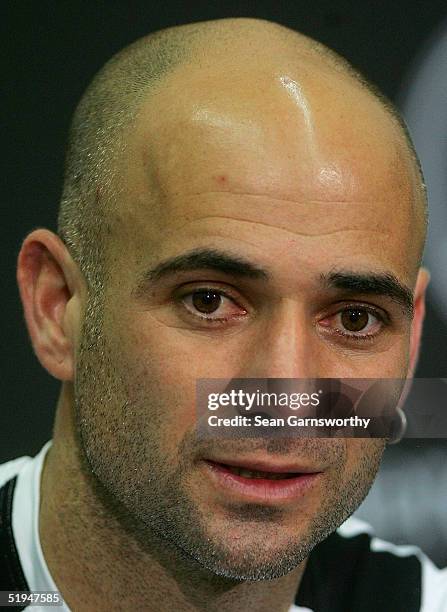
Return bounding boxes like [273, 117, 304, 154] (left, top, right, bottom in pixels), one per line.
[173, 517, 311, 581]
[188, 540, 307, 581]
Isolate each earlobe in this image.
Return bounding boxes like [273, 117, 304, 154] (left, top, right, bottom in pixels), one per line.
[407, 267, 430, 379]
[16, 228, 83, 382]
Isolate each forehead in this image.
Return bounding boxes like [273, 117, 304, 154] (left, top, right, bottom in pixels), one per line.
[111, 62, 420, 285]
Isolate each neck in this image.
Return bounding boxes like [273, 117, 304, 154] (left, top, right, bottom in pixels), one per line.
[39, 385, 306, 612]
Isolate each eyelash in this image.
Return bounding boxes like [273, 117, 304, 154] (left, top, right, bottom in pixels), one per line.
[328, 304, 387, 342]
[177, 286, 246, 325]
[176, 287, 389, 340]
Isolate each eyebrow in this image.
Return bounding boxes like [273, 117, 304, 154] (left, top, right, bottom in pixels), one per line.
[134, 248, 414, 317]
[134, 248, 268, 291]
[322, 270, 414, 317]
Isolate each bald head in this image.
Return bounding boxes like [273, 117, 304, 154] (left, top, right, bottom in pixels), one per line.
[57, 18, 427, 294]
[44, 21, 431, 587]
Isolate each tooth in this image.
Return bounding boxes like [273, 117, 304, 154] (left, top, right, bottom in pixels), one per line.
[239, 469, 255, 478]
[227, 466, 241, 475]
[226, 465, 296, 480]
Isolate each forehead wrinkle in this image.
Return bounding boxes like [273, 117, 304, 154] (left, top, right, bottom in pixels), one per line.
[141, 140, 414, 222]
[119, 54, 424, 278]
[146, 185, 412, 234]
[58, 17, 427, 296]
[167, 213, 395, 240]
[137, 99, 415, 217]
[118, 117, 416, 248]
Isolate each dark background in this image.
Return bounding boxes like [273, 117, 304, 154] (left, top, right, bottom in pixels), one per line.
[3, 1, 447, 462]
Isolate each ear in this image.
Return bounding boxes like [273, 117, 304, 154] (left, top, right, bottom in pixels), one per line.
[407, 267, 430, 379]
[16, 228, 86, 382]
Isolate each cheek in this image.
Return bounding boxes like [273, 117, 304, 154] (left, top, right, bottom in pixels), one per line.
[124, 309, 220, 376]
[344, 438, 385, 483]
[109, 313, 204, 455]
[381, 337, 411, 378]
[344, 335, 411, 379]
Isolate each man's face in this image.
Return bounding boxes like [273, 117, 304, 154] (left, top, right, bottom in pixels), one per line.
[75, 64, 421, 579]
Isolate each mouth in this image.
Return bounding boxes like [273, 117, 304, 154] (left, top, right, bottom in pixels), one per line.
[203, 458, 322, 503]
[222, 465, 298, 479]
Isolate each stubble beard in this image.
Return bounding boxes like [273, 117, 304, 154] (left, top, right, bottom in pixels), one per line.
[74, 296, 385, 582]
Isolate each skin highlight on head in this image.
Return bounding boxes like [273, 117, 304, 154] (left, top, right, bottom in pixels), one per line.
[16, 18, 429, 612]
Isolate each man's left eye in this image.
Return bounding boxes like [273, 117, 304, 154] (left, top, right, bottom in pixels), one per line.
[340, 308, 373, 332]
[327, 307, 384, 338]
[181, 289, 246, 320]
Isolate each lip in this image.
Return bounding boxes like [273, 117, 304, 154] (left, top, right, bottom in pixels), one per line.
[206, 457, 321, 474]
[202, 458, 322, 504]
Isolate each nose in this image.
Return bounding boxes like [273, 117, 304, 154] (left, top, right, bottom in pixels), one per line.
[241, 298, 321, 379]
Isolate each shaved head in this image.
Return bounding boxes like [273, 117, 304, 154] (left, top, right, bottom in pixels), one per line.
[58, 17, 427, 296]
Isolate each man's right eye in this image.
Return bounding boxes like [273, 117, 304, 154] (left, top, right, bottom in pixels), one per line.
[180, 288, 248, 323]
[190, 290, 224, 314]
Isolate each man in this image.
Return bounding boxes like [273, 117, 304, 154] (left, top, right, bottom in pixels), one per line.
[2, 16, 445, 612]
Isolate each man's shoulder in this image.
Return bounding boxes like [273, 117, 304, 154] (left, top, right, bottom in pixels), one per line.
[0, 455, 31, 488]
[296, 516, 447, 612]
